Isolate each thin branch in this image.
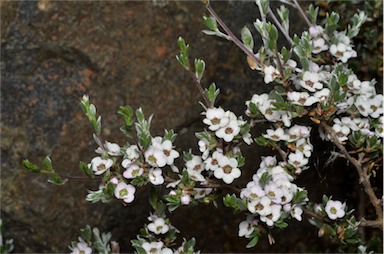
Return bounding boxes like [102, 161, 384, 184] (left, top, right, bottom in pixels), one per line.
[303, 208, 325, 222]
[292, 0, 312, 27]
[188, 69, 212, 108]
[268, 7, 293, 45]
[359, 218, 384, 229]
[205, 4, 262, 68]
[320, 121, 383, 230]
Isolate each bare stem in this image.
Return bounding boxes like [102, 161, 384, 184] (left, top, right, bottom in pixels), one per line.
[321, 121, 383, 230]
[303, 208, 325, 222]
[292, 0, 312, 27]
[188, 69, 212, 108]
[206, 4, 262, 68]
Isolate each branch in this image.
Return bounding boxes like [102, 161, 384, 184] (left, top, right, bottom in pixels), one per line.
[187, 68, 212, 108]
[292, 0, 312, 27]
[320, 121, 383, 230]
[267, 7, 293, 45]
[205, 4, 262, 68]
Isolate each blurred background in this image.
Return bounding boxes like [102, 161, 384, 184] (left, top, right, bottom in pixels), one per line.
[1, 0, 382, 253]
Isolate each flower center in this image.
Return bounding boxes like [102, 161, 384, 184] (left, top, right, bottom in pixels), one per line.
[211, 158, 218, 165]
[163, 149, 170, 156]
[330, 207, 337, 214]
[225, 127, 234, 134]
[148, 155, 157, 164]
[193, 165, 201, 171]
[212, 117, 221, 125]
[97, 163, 106, 171]
[119, 189, 128, 197]
[223, 165, 232, 174]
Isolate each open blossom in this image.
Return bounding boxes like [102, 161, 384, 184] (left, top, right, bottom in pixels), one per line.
[142, 241, 163, 254]
[287, 125, 311, 142]
[311, 37, 328, 54]
[330, 43, 356, 63]
[123, 145, 140, 165]
[88, 156, 113, 175]
[248, 196, 272, 215]
[71, 242, 92, 254]
[215, 112, 241, 142]
[259, 204, 282, 226]
[186, 155, 205, 182]
[203, 107, 229, 131]
[205, 150, 223, 171]
[214, 156, 241, 184]
[291, 206, 303, 221]
[123, 164, 144, 179]
[114, 182, 136, 203]
[299, 71, 323, 92]
[148, 168, 164, 185]
[147, 217, 169, 234]
[263, 65, 280, 84]
[263, 128, 289, 141]
[105, 141, 121, 156]
[314, 88, 330, 102]
[332, 123, 350, 142]
[161, 139, 180, 165]
[325, 200, 346, 220]
[145, 146, 166, 168]
[296, 138, 313, 158]
[355, 95, 383, 118]
[287, 91, 319, 106]
[238, 215, 257, 237]
[288, 150, 308, 168]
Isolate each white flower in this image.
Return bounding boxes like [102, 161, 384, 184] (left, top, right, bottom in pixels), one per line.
[186, 155, 205, 182]
[314, 88, 331, 102]
[312, 37, 329, 54]
[193, 187, 212, 199]
[214, 156, 241, 184]
[325, 200, 346, 220]
[124, 145, 140, 163]
[180, 194, 191, 205]
[299, 71, 323, 92]
[142, 241, 164, 254]
[287, 125, 311, 142]
[260, 204, 282, 226]
[161, 140, 180, 165]
[203, 107, 229, 131]
[291, 206, 303, 221]
[204, 150, 223, 171]
[238, 215, 256, 237]
[215, 119, 240, 142]
[309, 25, 324, 38]
[287, 91, 319, 106]
[263, 128, 289, 141]
[88, 156, 113, 175]
[145, 146, 167, 168]
[242, 132, 253, 145]
[332, 123, 350, 142]
[263, 65, 280, 84]
[264, 182, 284, 204]
[147, 217, 169, 234]
[296, 138, 313, 158]
[198, 139, 210, 160]
[288, 151, 308, 168]
[355, 95, 383, 118]
[149, 168, 164, 185]
[248, 196, 272, 216]
[71, 242, 92, 254]
[260, 156, 277, 168]
[123, 164, 144, 179]
[105, 141, 121, 156]
[330, 43, 356, 63]
[114, 182, 136, 203]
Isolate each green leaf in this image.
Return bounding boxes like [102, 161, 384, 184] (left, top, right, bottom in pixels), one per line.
[79, 161, 94, 177]
[203, 15, 217, 31]
[246, 234, 259, 248]
[22, 159, 41, 173]
[42, 156, 53, 171]
[194, 59, 205, 81]
[259, 172, 272, 189]
[223, 194, 247, 213]
[205, 82, 220, 106]
[118, 105, 134, 127]
[80, 225, 92, 242]
[48, 173, 68, 185]
[307, 4, 319, 24]
[149, 186, 159, 210]
[241, 26, 254, 51]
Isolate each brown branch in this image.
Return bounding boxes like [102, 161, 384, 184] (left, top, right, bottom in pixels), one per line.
[205, 4, 262, 68]
[188, 69, 212, 108]
[303, 208, 325, 222]
[320, 121, 383, 230]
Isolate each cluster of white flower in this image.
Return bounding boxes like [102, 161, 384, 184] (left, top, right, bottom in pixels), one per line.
[184, 150, 242, 184]
[203, 107, 243, 142]
[245, 93, 292, 127]
[240, 156, 305, 227]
